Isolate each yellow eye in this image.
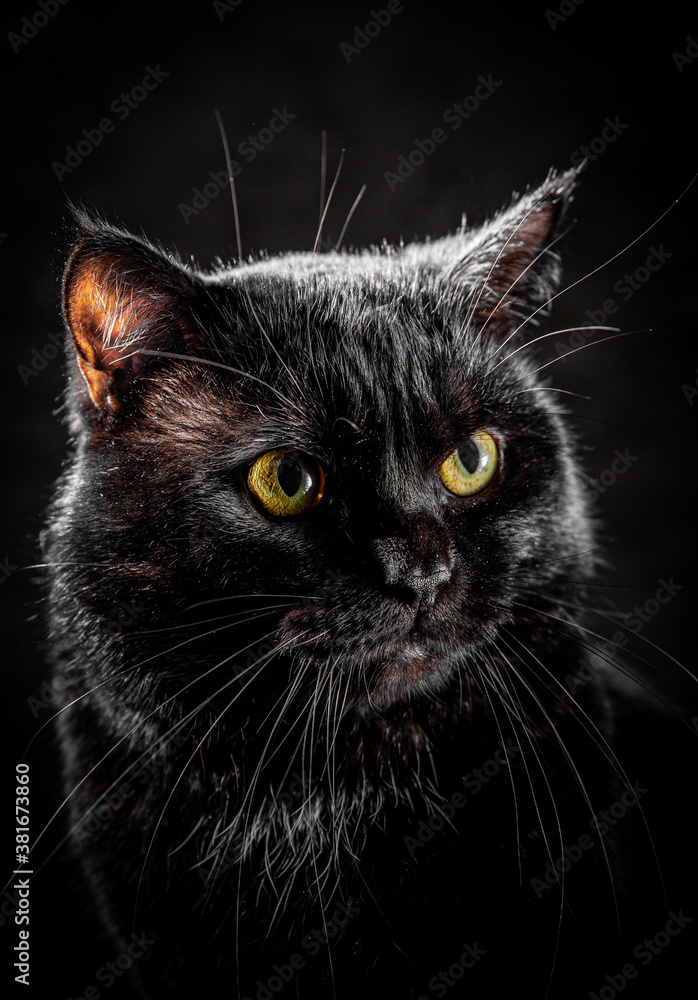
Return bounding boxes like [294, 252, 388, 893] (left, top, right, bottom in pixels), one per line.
[440, 432, 499, 497]
[247, 449, 326, 518]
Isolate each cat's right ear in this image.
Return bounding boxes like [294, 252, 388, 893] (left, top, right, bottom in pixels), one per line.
[62, 214, 201, 414]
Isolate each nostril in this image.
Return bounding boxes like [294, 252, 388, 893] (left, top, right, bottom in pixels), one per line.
[416, 564, 450, 587]
[370, 533, 452, 607]
[405, 564, 451, 607]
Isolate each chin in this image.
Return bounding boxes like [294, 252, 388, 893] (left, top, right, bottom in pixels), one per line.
[359, 642, 461, 709]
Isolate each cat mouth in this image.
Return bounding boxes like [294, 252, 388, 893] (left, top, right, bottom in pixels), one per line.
[368, 640, 454, 705]
[279, 602, 475, 704]
[319, 635, 454, 706]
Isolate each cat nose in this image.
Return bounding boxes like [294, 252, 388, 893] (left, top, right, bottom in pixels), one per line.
[402, 564, 451, 607]
[370, 514, 452, 608]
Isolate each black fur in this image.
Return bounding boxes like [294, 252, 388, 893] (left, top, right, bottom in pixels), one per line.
[43, 169, 672, 998]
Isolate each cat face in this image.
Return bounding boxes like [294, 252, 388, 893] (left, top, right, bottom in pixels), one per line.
[52, 169, 590, 730]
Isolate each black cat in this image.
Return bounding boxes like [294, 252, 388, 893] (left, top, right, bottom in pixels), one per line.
[43, 168, 691, 999]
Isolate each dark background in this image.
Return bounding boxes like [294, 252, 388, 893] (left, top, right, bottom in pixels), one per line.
[2, 2, 697, 997]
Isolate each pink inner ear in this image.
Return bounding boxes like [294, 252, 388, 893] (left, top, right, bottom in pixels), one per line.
[64, 252, 181, 411]
[470, 200, 558, 335]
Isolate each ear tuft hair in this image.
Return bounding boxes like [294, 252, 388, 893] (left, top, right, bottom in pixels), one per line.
[62, 212, 201, 412]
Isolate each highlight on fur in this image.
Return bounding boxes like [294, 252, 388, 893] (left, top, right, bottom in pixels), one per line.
[42, 168, 678, 998]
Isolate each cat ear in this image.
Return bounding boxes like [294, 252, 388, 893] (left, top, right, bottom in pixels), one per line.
[403, 167, 578, 336]
[62, 213, 201, 413]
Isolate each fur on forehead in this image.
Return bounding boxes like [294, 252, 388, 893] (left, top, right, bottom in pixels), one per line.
[203, 166, 578, 350]
[61, 167, 577, 419]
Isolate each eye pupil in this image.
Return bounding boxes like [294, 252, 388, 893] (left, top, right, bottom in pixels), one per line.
[276, 457, 303, 497]
[440, 432, 499, 497]
[457, 440, 481, 475]
[248, 449, 326, 518]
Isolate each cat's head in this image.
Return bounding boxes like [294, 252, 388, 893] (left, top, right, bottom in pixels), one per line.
[54, 168, 591, 718]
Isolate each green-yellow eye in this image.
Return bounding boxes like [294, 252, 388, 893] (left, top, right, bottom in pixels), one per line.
[247, 449, 326, 518]
[440, 432, 499, 497]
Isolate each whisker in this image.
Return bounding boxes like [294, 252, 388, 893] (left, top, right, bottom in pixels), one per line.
[470, 657, 523, 881]
[479, 652, 565, 876]
[137, 602, 291, 635]
[182, 591, 323, 611]
[483, 170, 697, 364]
[514, 594, 697, 700]
[138, 348, 306, 418]
[28, 624, 288, 867]
[319, 130, 327, 234]
[314, 146, 345, 253]
[214, 108, 242, 262]
[488, 324, 618, 372]
[476, 652, 567, 991]
[516, 386, 591, 400]
[466, 194, 571, 348]
[241, 285, 307, 399]
[499, 625, 669, 917]
[502, 329, 643, 390]
[22, 605, 286, 758]
[135, 631, 320, 923]
[335, 184, 367, 251]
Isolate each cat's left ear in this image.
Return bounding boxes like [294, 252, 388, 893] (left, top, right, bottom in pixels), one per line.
[404, 167, 578, 336]
[62, 213, 202, 413]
